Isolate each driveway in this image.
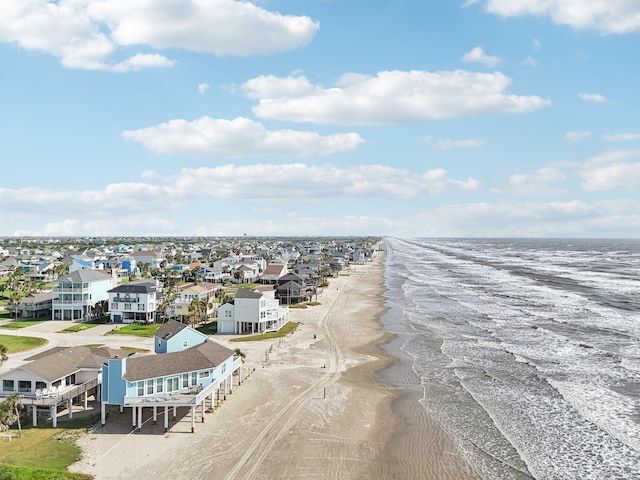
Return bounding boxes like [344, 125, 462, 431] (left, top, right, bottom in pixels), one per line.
[0, 319, 155, 371]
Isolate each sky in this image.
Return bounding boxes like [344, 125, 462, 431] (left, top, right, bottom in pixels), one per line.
[1, 0, 640, 238]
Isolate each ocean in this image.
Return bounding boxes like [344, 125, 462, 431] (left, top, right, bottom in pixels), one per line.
[381, 237, 640, 480]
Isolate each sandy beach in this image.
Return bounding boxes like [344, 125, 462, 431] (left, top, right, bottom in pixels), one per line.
[70, 249, 478, 480]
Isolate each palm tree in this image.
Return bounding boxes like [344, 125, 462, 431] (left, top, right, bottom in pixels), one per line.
[0, 344, 8, 366]
[0, 393, 22, 436]
[233, 348, 246, 362]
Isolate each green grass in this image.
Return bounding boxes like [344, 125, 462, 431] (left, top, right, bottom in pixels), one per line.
[230, 321, 299, 342]
[0, 318, 50, 330]
[288, 303, 307, 309]
[105, 323, 161, 337]
[196, 321, 217, 335]
[0, 464, 92, 479]
[0, 334, 48, 353]
[59, 317, 109, 333]
[119, 346, 150, 352]
[306, 301, 322, 306]
[0, 415, 97, 479]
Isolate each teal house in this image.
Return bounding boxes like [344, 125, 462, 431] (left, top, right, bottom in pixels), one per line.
[101, 321, 241, 432]
[154, 320, 207, 353]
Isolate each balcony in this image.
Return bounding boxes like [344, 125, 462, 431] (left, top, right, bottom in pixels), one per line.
[113, 297, 140, 303]
[17, 378, 100, 407]
[124, 379, 221, 408]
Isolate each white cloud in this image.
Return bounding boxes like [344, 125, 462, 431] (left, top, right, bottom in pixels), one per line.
[533, 38, 542, 49]
[427, 137, 486, 150]
[461, 0, 480, 8]
[174, 164, 479, 199]
[408, 199, 640, 237]
[578, 92, 609, 103]
[603, 133, 640, 141]
[580, 149, 640, 191]
[193, 215, 395, 237]
[462, 46, 503, 67]
[565, 131, 592, 142]
[481, 0, 640, 34]
[122, 117, 365, 157]
[0, 0, 318, 70]
[492, 167, 567, 194]
[522, 56, 538, 66]
[111, 53, 175, 73]
[242, 71, 550, 126]
[198, 83, 210, 95]
[0, 163, 480, 235]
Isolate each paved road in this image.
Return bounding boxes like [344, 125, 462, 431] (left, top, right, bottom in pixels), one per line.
[0, 319, 154, 372]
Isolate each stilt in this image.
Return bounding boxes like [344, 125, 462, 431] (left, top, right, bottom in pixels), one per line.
[201, 400, 205, 422]
[51, 404, 57, 428]
[101, 402, 106, 425]
[137, 406, 142, 431]
[191, 406, 195, 433]
[32, 406, 37, 427]
[172, 406, 177, 419]
[83, 391, 88, 409]
[120, 404, 124, 413]
[68, 399, 73, 419]
[164, 406, 169, 432]
[132, 406, 136, 427]
[153, 406, 157, 424]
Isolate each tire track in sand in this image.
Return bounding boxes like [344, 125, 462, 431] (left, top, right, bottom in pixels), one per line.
[222, 281, 349, 480]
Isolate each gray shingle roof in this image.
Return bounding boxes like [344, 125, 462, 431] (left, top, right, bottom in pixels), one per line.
[122, 340, 234, 382]
[59, 269, 112, 283]
[20, 346, 130, 382]
[155, 319, 188, 340]
[234, 288, 262, 299]
[108, 280, 157, 294]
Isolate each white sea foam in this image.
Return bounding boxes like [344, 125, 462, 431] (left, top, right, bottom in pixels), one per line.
[384, 237, 640, 480]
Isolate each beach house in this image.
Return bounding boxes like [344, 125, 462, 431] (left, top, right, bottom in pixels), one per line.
[217, 287, 289, 334]
[107, 279, 160, 324]
[100, 321, 241, 432]
[0, 346, 127, 427]
[52, 269, 114, 321]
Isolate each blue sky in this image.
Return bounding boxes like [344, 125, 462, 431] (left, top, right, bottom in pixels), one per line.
[1, 0, 639, 238]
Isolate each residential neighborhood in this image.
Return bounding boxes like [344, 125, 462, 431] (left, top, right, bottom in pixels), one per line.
[0, 236, 378, 436]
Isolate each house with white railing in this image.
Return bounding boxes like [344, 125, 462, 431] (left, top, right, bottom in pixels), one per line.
[108, 279, 160, 324]
[0, 346, 128, 427]
[217, 287, 289, 334]
[100, 322, 242, 432]
[52, 269, 114, 321]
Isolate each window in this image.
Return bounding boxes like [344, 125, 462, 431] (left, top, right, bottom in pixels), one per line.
[156, 378, 164, 393]
[199, 370, 210, 379]
[221, 362, 226, 374]
[3, 379, 14, 391]
[138, 304, 145, 311]
[225, 310, 232, 318]
[137, 381, 144, 396]
[18, 380, 32, 393]
[111, 302, 118, 310]
[146, 379, 154, 395]
[182, 340, 188, 348]
[182, 374, 189, 388]
[191, 372, 198, 386]
[124, 303, 131, 310]
[167, 377, 179, 392]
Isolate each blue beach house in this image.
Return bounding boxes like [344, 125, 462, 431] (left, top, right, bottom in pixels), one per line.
[100, 322, 242, 432]
[155, 319, 208, 353]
